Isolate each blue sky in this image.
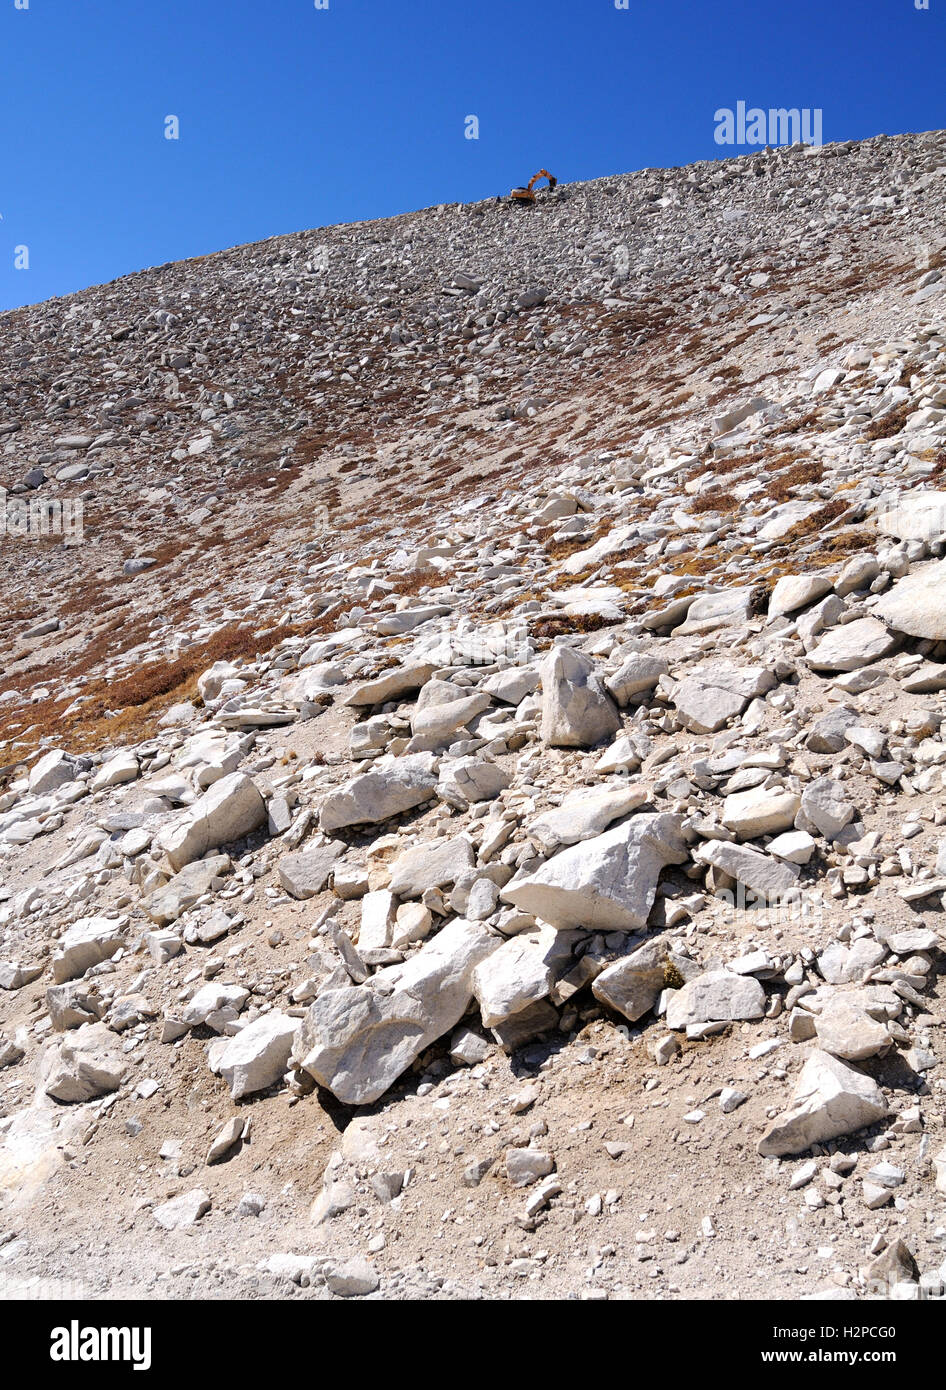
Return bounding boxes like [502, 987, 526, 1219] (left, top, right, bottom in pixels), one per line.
[1, 0, 943, 311]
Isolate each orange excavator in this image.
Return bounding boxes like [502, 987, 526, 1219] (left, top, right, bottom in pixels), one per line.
[510, 169, 557, 207]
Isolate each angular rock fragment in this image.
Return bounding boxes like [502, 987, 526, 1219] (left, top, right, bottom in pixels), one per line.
[144, 855, 231, 924]
[723, 786, 800, 839]
[757, 1050, 887, 1157]
[527, 782, 649, 850]
[874, 558, 946, 641]
[29, 749, 80, 795]
[795, 776, 855, 840]
[277, 840, 345, 899]
[812, 994, 891, 1062]
[388, 835, 474, 898]
[41, 1023, 128, 1103]
[504, 812, 687, 931]
[0, 960, 44, 991]
[319, 755, 438, 832]
[153, 1189, 211, 1231]
[217, 1012, 297, 1100]
[294, 918, 497, 1104]
[159, 772, 267, 872]
[672, 663, 775, 734]
[806, 617, 899, 672]
[665, 970, 765, 1030]
[344, 662, 436, 706]
[539, 647, 620, 748]
[471, 926, 567, 1027]
[694, 839, 800, 903]
[673, 587, 756, 637]
[605, 653, 669, 705]
[437, 755, 510, 809]
[52, 916, 125, 984]
[592, 940, 671, 1023]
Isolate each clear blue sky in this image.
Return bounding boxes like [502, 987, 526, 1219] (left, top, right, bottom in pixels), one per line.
[1, 0, 943, 311]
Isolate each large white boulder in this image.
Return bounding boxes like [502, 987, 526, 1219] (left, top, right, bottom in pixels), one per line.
[875, 491, 946, 543]
[52, 916, 125, 983]
[41, 1023, 128, 1103]
[672, 663, 775, 734]
[527, 783, 649, 851]
[408, 690, 490, 748]
[665, 969, 766, 1029]
[694, 839, 800, 904]
[388, 836, 474, 899]
[673, 587, 756, 636]
[294, 918, 497, 1104]
[344, 661, 437, 707]
[29, 749, 79, 796]
[539, 647, 621, 748]
[91, 750, 139, 792]
[319, 755, 438, 832]
[806, 617, 899, 672]
[605, 653, 669, 705]
[757, 1050, 888, 1157]
[874, 558, 946, 641]
[504, 812, 688, 931]
[217, 1012, 297, 1100]
[471, 926, 569, 1028]
[723, 786, 801, 839]
[159, 772, 266, 871]
[768, 574, 834, 617]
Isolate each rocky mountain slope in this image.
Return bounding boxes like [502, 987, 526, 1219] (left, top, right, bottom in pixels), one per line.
[1, 129, 946, 1302]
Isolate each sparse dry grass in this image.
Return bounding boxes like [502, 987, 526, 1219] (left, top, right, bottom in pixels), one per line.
[765, 457, 823, 502]
[770, 501, 852, 549]
[528, 613, 621, 643]
[0, 612, 339, 759]
[861, 403, 912, 441]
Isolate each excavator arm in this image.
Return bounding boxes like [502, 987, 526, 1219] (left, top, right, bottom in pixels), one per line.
[510, 169, 558, 205]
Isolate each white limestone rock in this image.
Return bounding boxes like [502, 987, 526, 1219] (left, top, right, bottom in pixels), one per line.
[694, 839, 800, 903]
[52, 916, 125, 983]
[319, 755, 438, 832]
[41, 1023, 128, 1103]
[806, 617, 899, 672]
[527, 783, 649, 851]
[293, 918, 498, 1104]
[874, 558, 946, 641]
[757, 1050, 888, 1157]
[217, 1012, 297, 1100]
[388, 835, 474, 899]
[672, 663, 776, 734]
[158, 772, 266, 872]
[665, 969, 765, 1030]
[471, 926, 569, 1027]
[539, 646, 621, 748]
[153, 1189, 211, 1231]
[723, 786, 801, 839]
[768, 574, 834, 617]
[504, 812, 688, 931]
